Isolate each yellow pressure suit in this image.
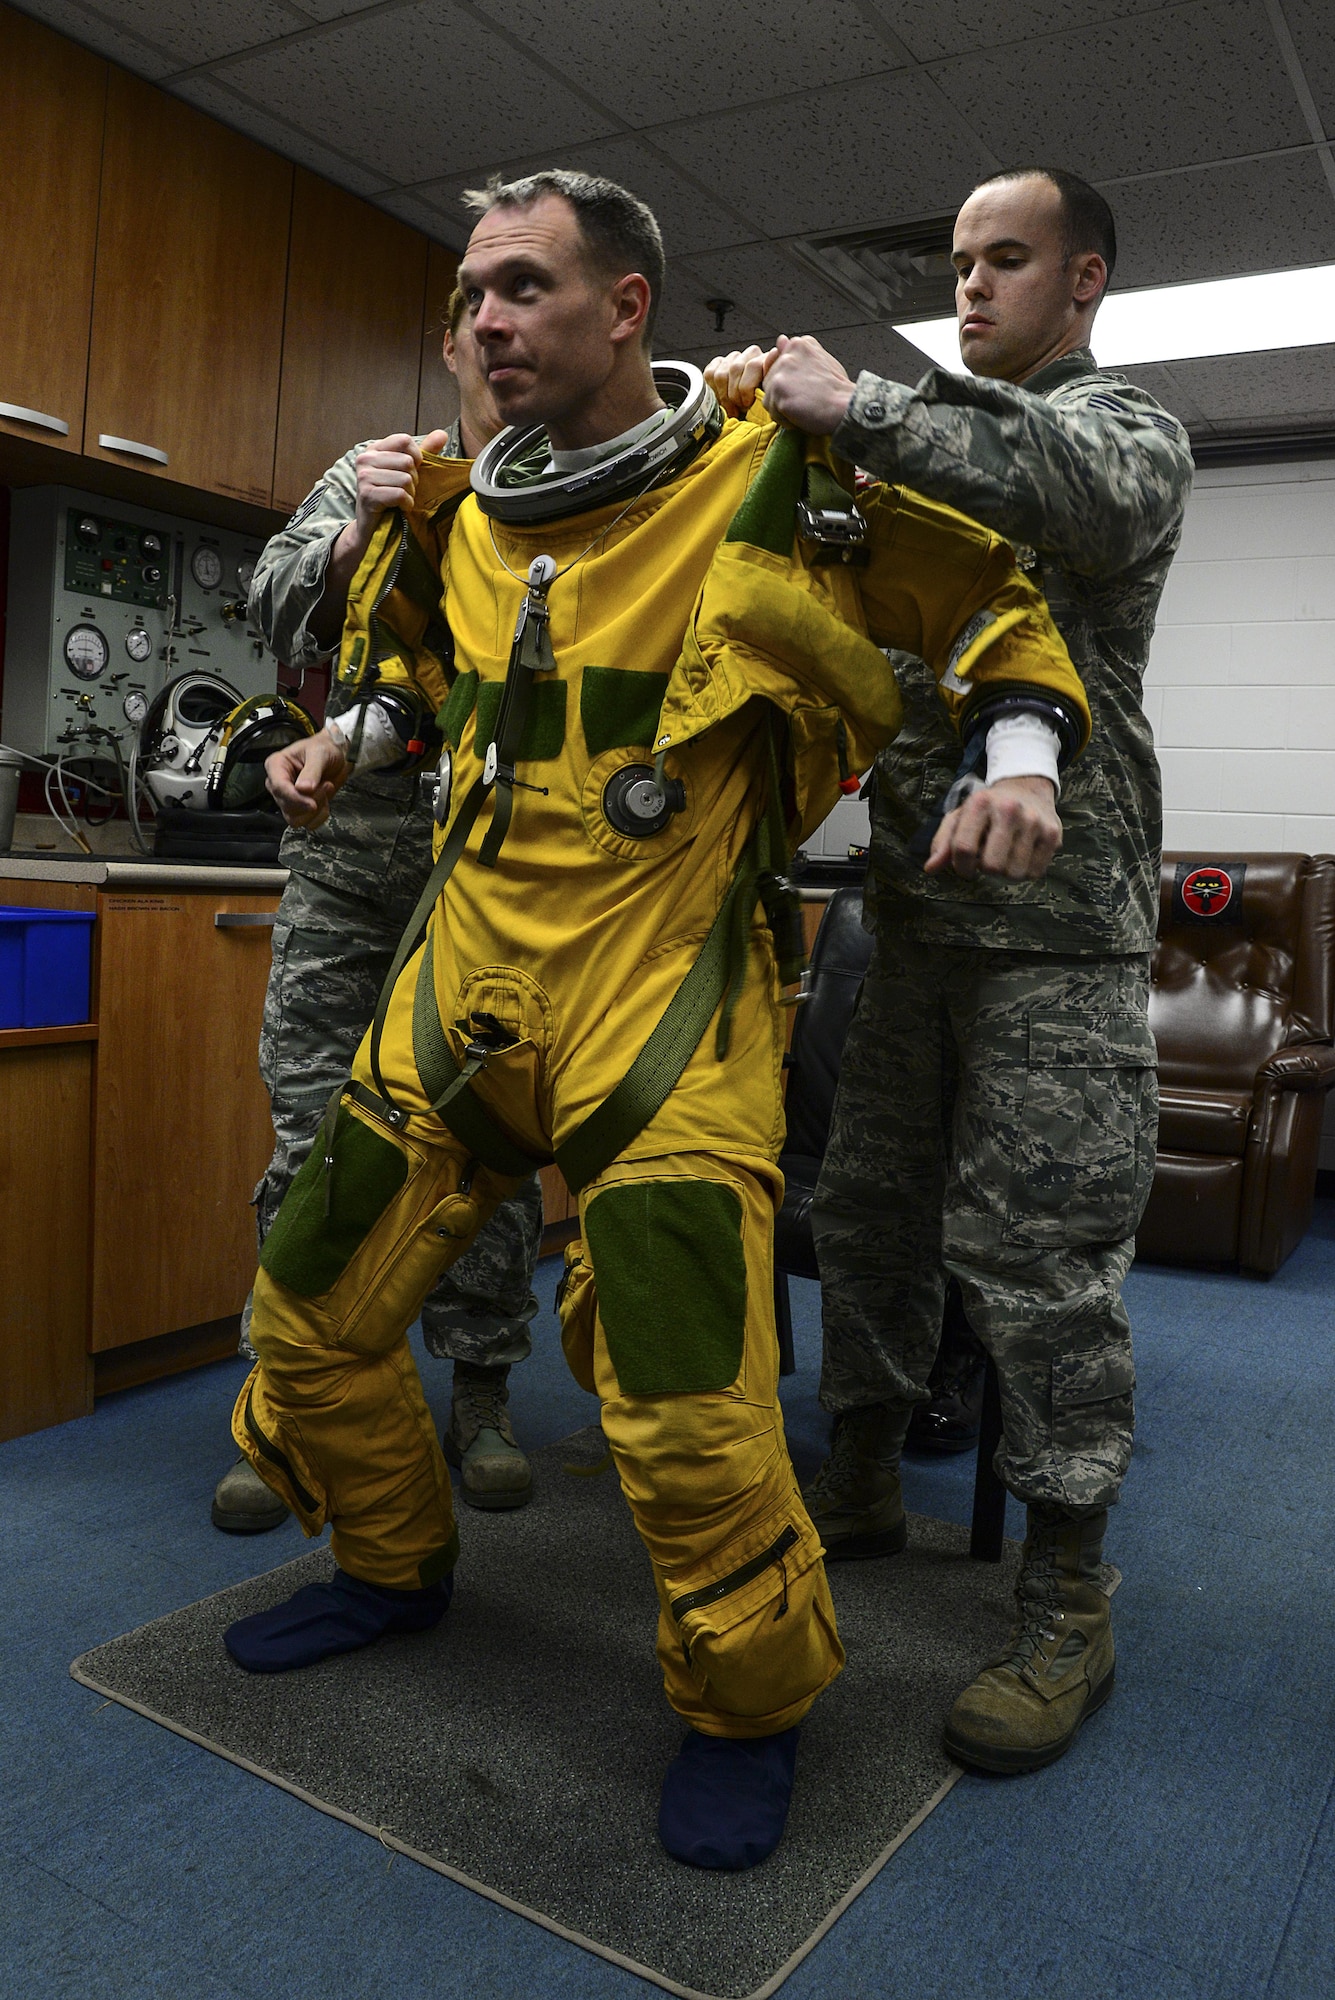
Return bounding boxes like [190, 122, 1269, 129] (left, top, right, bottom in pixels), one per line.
[234, 410, 1088, 1737]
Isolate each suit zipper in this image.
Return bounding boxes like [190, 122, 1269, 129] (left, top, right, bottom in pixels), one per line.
[669, 1523, 799, 1623]
[244, 1387, 317, 1513]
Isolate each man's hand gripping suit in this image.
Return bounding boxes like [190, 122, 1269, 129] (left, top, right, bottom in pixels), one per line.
[232, 403, 1087, 1735]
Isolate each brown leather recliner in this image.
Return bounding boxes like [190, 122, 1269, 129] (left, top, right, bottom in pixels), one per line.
[1137, 853, 1335, 1274]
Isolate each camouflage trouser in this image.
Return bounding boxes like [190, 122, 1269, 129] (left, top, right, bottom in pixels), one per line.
[239, 798, 544, 1369]
[811, 927, 1158, 1514]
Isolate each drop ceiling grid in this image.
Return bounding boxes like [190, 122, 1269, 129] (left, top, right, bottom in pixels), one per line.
[11, 0, 1335, 442]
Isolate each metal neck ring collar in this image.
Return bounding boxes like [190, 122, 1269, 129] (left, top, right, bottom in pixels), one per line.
[470, 361, 722, 526]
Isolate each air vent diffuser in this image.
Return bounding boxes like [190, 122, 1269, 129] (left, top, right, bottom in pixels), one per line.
[789, 217, 957, 323]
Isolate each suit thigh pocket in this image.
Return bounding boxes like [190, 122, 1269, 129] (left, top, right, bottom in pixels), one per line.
[1004, 1009, 1157, 1249]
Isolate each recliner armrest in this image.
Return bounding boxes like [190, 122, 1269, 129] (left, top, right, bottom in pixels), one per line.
[1256, 1043, 1335, 1093]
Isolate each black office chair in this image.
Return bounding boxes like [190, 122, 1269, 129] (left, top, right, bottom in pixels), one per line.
[773, 888, 874, 1374]
[773, 887, 1008, 1561]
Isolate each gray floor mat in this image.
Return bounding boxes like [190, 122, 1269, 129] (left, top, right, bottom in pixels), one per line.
[71, 1427, 1020, 2000]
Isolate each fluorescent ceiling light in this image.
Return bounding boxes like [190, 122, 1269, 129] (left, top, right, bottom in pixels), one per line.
[896, 262, 1335, 374]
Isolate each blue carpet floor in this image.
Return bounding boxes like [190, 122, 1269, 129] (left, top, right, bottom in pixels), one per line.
[3, 1203, 1334, 2000]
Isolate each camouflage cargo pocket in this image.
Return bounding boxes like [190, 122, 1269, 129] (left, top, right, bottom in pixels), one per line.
[1004, 1009, 1157, 1249]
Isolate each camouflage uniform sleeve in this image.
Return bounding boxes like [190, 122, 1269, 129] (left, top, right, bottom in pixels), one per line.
[833, 363, 1193, 579]
[247, 443, 368, 668]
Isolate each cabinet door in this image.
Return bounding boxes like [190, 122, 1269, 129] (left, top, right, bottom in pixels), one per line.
[271, 172, 428, 513]
[417, 242, 461, 438]
[90, 891, 278, 1351]
[0, 1042, 93, 1440]
[0, 6, 105, 454]
[84, 72, 292, 505]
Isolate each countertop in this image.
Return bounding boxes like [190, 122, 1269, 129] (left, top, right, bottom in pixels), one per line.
[0, 851, 288, 891]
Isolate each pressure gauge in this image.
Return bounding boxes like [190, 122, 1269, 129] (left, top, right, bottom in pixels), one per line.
[191, 544, 223, 590]
[236, 558, 256, 594]
[123, 690, 149, 726]
[139, 531, 165, 558]
[125, 625, 153, 663]
[64, 623, 109, 681]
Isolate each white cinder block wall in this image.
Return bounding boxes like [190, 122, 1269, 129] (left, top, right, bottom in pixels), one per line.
[1148, 458, 1335, 1169]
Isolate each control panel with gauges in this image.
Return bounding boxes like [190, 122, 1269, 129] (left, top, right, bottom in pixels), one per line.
[2, 486, 274, 759]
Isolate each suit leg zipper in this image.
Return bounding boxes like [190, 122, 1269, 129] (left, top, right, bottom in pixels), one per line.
[244, 1387, 317, 1514]
[670, 1521, 801, 1667]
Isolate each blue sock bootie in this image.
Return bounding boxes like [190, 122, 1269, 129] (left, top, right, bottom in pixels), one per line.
[224, 1567, 453, 1673]
[658, 1725, 800, 1870]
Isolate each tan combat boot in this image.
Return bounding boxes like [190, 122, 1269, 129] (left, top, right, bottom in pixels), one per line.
[443, 1362, 533, 1511]
[801, 1405, 911, 1560]
[944, 1506, 1115, 1773]
[212, 1455, 289, 1534]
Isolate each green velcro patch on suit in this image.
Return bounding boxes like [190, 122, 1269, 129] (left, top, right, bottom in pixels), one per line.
[441, 671, 479, 748]
[260, 1108, 408, 1299]
[476, 678, 567, 760]
[724, 426, 805, 556]
[580, 666, 671, 754]
[585, 1180, 746, 1395]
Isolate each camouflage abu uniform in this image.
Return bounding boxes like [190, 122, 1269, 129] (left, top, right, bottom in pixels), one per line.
[813, 349, 1193, 1514]
[243, 422, 544, 1369]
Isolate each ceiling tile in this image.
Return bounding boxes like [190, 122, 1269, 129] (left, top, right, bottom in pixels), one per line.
[1112, 361, 1212, 428]
[931, 0, 1310, 181]
[375, 186, 462, 237]
[653, 73, 992, 236]
[653, 280, 770, 357]
[283, 1, 390, 16]
[1164, 345, 1335, 422]
[814, 320, 932, 389]
[681, 245, 861, 337]
[878, 0, 1157, 62]
[16, 0, 174, 75]
[212, 1, 615, 183]
[473, 0, 902, 126]
[1109, 153, 1335, 288]
[71, 0, 304, 65]
[172, 74, 392, 192]
[1283, 0, 1335, 131]
[413, 136, 757, 256]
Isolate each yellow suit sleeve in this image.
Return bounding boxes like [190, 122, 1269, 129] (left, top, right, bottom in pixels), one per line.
[857, 481, 1091, 752]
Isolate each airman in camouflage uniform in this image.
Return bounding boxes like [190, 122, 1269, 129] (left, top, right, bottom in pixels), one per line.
[754, 167, 1194, 1774]
[214, 389, 546, 1533]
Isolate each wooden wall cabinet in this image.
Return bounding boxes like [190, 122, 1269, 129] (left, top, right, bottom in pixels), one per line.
[90, 890, 278, 1352]
[0, 7, 106, 457]
[0, 1035, 94, 1442]
[83, 72, 293, 506]
[272, 173, 430, 513]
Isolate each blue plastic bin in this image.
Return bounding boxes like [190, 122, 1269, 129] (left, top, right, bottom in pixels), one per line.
[0, 907, 97, 1029]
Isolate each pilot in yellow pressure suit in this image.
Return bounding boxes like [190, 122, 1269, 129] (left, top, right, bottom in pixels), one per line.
[222, 171, 1089, 1872]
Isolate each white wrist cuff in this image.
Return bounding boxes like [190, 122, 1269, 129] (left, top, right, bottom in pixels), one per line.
[326, 700, 403, 773]
[984, 713, 1061, 797]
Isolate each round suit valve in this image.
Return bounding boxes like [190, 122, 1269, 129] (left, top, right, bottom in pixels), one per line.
[602, 762, 685, 838]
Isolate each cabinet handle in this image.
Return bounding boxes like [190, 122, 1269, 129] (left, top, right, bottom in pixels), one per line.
[215, 911, 277, 928]
[98, 433, 169, 466]
[0, 400, 69, 436]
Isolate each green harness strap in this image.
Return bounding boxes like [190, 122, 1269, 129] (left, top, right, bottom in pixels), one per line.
[411, 943, 550, 1178]
[554, 843, 759, 1194]
[320, 770, 489, 1208]
[401, 832, 762, 1197]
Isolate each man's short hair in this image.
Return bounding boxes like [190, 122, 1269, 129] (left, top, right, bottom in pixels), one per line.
[446, 283, 467, 335]
[975, 166, 1117, 295]
[461, 169, 665, 344]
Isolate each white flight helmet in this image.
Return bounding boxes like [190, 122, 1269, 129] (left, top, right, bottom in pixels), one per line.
[138, 673, 241, 812]
[138, 675, 315, 813]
